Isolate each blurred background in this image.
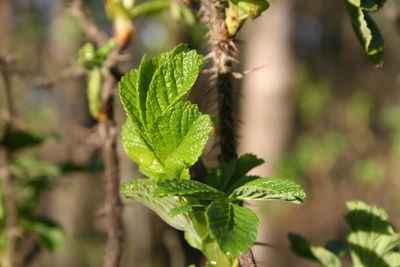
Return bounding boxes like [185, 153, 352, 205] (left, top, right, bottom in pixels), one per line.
[0, 0, 400, 266]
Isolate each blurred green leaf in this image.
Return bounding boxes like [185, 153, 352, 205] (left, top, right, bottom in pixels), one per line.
[129, 0, 170, 18]
[2, 130, 45, 152]
[30, 218, 65, 251]
[288, 233, 342, 267]
[346, 200, 400, 267]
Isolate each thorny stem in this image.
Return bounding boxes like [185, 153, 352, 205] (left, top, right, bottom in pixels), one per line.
[0, 54, 19, 267]
[71, 2, 123, 266]
[199, 1, 257, 266]
[199, 0, 238, 163]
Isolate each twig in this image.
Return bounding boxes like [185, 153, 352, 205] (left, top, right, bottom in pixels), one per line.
[70, 2, 124, 266]
[0, 54, 19, 267]
[99, 47, 123, 267]
[70, 0, 108, 45]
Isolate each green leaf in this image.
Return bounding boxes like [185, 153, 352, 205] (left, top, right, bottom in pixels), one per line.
[11, 157, 61, 180]
[288, 233, 342, 267]
[345, 200, 400, 267]
[168, 203, 205, 217]
[229, 177, 306, 203]
[120, 179, 198, 233]
[154, 179, 226, 200]
[346, 0, 386, 11]
[344, 1, 384, 66]
[145, 50, 204, 125]
[121, 118, 165, 178]
[229, 0, 269, 18]
[30, 218, 65, 251]
[119, 45, 211, 179]
[2, 130, 45, 152]
[87, 67, 103, 119]
[129, 0, 170, 18]
[122, 103, 212, 179]
[206, 154, 264, 194]
[206, 201, 258, 257]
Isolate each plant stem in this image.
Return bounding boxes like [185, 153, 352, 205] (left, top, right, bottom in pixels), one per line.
[100, 49, 123, 267]
[71, 2, 124, 266]
[0, 54, 18, 267]
[199, 1, 257, 266]
[200, 0, 238, 163]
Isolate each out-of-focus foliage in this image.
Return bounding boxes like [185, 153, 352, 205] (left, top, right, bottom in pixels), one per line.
[276, 67, 399, 188]
[289, 200, 400, 267]
[0, 129, 65, 265]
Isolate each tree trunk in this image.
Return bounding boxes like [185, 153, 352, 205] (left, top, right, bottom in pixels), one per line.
[238, 1, 294, 265]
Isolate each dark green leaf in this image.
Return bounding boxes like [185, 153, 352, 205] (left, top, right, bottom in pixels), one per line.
[344, 2, 384, 66]
[2, 130, 45, 152]
[206, 154, 264, 194]
[206, 201, 258, 256]
[346, 0, 386, 11]
[288, 233, 342, 267]
[30, 218, 65, 251]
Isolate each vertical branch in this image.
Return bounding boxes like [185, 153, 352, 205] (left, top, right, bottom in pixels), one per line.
[71, 2, 123, 266]
[99, 49, 123, 267]
[200, 0, 238, 163]
[0, 54, 19, 267]
[199, 1, 257, 266]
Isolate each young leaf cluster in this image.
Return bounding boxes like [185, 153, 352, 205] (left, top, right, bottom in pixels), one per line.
[343, 0, 386, 66]
[289, 200, 400, 267]
[78, 40, 116, 120]
[225, 0, 269, 36]
[119, 45, 306, 266]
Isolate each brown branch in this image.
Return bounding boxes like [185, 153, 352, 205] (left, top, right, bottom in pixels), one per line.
[199, 0, 238, 163]
[70, 2, 124, 266]
[99, 48, 123, 267]
[199, 2, 258, 266]
[0, 54, 19, 267]
[70, 0, 108, 45]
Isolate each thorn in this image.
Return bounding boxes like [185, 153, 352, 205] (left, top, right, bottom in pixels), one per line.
[204, 52, 214, 61]
[232, 72, 244, 79]
[243, 64, 269, 75]
[229, 40, 239, 54]
[228, 56, 240, 64]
